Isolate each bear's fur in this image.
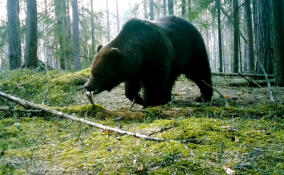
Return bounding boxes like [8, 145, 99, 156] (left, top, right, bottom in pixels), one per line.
[85, 16, 213, 107]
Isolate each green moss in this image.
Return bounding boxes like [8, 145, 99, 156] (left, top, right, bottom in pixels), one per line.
[0, 69, 91, 107]
[0, 70, 283, 174]
[51, 68, 90, 86]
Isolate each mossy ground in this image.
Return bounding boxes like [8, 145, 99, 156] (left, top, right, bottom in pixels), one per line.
[0, 69, 283, 174]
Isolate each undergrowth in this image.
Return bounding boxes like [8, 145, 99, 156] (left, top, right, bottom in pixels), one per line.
[0, 69, 283, 174]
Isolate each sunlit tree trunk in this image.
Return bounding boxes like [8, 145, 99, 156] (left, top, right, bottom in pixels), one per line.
[168, 0, 174, 15]
[24, 0, 38, 68]
[272, 0, 284, 86]
[72, 0, 81, 71]
[233, 0, 240, 73]
[7, 0, 22, 69]
[150, 0, 154, 20]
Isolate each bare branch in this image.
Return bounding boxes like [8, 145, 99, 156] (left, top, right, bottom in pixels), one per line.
[0, 91, 165, 142]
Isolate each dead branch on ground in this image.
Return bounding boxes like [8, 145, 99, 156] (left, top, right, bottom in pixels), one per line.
[0, 91, 165, 142]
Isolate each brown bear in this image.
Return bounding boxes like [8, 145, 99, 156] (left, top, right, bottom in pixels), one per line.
[85, 16, 213, 107]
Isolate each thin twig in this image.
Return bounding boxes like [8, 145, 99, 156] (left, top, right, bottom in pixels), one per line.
[42, 61, 51, 104]
[129, 98, 135, 110]
[148, 126, 174, 136]
[256, 59, 275, 103]
[0, 91, 165, 142]
[85, 91, 95, 105]
[238, 73, 262, 87]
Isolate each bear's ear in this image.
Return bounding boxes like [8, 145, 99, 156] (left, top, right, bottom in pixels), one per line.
[107, 47, 123, 63]
[97, 45, 103, 52]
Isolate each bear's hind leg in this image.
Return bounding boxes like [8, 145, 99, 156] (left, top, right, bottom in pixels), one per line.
[185, 70, 213, 102]
[125, 80, 144, 106]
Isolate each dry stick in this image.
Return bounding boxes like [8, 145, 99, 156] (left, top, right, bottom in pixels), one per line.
[85, 91, 95, 105]
[129, 98, 135, 110]
[42, 60, 51, 104]
[201, 80, 229, 107]
[257, 61, 275, 103]
[148, 126, 174, 136]
[238, 73, 262, 88]
[0, 91, 164, 142]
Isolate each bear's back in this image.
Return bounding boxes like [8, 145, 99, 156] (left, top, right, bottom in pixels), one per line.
[156, 16, 208, 72]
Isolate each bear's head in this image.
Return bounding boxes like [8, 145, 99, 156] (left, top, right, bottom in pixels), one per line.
[84, 46, 127, 94]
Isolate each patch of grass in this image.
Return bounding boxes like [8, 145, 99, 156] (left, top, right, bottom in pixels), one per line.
[0, 69, 283, 174]
[0, 69, 90, 107]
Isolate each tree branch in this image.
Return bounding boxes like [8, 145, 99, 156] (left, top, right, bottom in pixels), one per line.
[0, 91, 165, 142]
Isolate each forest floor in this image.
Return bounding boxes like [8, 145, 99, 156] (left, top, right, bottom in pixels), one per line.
[0, 69, 283, 174]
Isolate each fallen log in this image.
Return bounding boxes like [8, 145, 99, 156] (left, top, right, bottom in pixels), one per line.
[0, 91, 165, 142]
[212, 72, 273, 78]
[229, 79, 275, 87]
[237, 73, 262, 88]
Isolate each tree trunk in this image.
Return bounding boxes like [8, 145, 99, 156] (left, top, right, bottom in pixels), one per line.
[106, 0, 110, 41]
[54, 0, 70, 70]
[143, 0, 148, 19]
[217, 0, 223, 72]
[272, 0, 284, 86]
[24, 0, 38, 69]
[233, 0, 240, 73]
[64, 0, 72, 70]
[163, 0, 167, 16]
[245, 0, 255, 72]
[7, 0, 22, 70]
[182, 0, 186, 18]
[150, 0, 154, 20]
[257, 0, 273, 75]
[188, 0, 191, 20]
[90, 0, 95, 57]
[72, 0, 81, 71]
[253, 0, 259, 72]
[116, 0, 120, 33]
[168, 0, 174, 15]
